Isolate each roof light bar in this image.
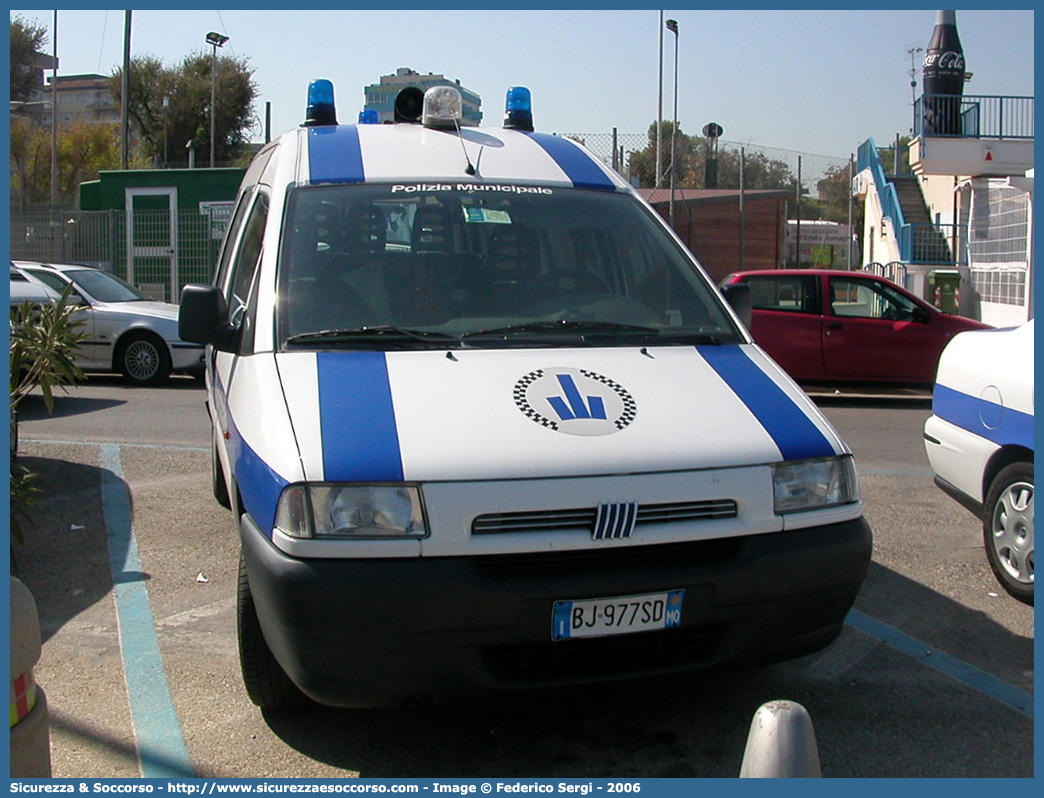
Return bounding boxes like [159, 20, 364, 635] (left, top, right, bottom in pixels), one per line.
[303, 79, 337, 127]
[503, 86, 533, 132]
[422, 86, 464, 129]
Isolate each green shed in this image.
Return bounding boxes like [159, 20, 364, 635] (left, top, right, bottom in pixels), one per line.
[78, 167, 246, 212]
[77, 167, 246, 301]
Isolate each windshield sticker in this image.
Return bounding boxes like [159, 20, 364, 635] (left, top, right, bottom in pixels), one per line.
[390, 184, 553, 195]
[463, 207, 512, 224]
[514, 367, 636, 437]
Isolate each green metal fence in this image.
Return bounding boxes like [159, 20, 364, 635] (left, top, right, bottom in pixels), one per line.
[9, 207, 231, 302]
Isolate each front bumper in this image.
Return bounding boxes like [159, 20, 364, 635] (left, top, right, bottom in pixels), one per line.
[241, 513, 872, 708]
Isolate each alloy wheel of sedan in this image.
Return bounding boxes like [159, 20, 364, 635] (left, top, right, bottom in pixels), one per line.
[119, 334, 172, 385]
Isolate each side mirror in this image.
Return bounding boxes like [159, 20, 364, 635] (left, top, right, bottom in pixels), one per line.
[720, 282, 753, 330]
[179, 284, 238, 352]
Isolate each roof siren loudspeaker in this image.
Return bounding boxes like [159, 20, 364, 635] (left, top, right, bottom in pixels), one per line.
[394, 87, 425, 123]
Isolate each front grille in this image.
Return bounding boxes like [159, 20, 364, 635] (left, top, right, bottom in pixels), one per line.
[471, 499, 737, 536]
[484, 626, 724, 680]
[472, 537, 744, 575]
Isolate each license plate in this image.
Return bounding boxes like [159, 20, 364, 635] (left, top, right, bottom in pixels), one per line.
[552, 590, 684, 640]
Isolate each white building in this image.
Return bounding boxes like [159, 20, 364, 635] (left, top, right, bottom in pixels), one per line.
[855, 96, 1033, 327]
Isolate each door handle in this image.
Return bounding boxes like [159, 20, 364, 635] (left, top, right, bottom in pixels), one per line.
[826, 322, 843, 330]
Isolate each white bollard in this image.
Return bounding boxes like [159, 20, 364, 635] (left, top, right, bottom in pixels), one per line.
[10, 576, 52, 777]
[739, 700, 821, 778]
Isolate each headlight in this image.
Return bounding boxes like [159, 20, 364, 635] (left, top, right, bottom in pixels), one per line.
[772, 456, 859, 514]
[274, 484, 427, 539]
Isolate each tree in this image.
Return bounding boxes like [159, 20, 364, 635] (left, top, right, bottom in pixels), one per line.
[627, 121, 701, 189]
[10, 117, 121, 206]
[59, 121, 122, 195]
[627, 121, 794, 191]
[110, 51, 258, 168]
[712, 147, 794, 191]
[10, 16, 48, 103]
[9, 116, 50, 207]
[816, 161, 862, 227]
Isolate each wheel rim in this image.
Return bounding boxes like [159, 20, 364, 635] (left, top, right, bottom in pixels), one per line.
[124, 339, 160, 381]
[990, 480, 1034, 584]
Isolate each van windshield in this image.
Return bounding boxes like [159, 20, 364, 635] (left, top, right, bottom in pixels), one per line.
[277, 184, 742, 349]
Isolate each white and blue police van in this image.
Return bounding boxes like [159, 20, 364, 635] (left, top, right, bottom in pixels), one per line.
[180, 80, 872, 709]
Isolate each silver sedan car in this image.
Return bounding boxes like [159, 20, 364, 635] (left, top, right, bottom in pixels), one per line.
[13, 261, 205, 386]
[10, 262, 60, 308]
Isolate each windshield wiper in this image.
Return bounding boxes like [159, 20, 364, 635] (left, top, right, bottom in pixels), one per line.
[285, 325, 458, 346]
[461, 320, 660, 340]
[461, 320, 728, 345]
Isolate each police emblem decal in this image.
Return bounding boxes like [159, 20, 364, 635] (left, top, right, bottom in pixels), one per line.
[513, 367, 636, 436]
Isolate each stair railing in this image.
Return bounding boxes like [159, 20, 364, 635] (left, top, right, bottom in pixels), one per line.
[857, 138, 962, 265]
[857, 138, 906, 246]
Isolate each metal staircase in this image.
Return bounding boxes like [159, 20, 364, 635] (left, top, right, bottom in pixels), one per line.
[889, 176, 953, 264]
[856, 139, 963, 267]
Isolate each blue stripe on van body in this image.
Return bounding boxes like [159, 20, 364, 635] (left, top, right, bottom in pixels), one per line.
[308, 125, 365, 184]
[317, 351, 405, 482]
[232, 427, 289, 537]
[698, 345, 836, 462]
[933, 384, 1034, 451]
[527, 132, 617, 191]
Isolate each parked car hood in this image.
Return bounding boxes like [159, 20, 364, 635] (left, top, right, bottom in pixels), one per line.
[94, 300, 180, 321]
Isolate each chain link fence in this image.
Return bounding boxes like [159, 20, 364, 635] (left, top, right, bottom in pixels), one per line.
[562, 131, 850, 193]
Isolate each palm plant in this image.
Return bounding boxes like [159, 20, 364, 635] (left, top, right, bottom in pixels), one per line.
[10, 289, 87, 547]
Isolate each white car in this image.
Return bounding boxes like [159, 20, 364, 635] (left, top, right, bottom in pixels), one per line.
[924, 320, 1034, 604]
[13, 261, 205, 386]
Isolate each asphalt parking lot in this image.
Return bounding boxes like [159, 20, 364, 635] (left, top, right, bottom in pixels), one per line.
[12, 376, 1034, 778]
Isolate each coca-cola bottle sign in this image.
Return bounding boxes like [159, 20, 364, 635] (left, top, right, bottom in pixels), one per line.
[924, 51, 965, 72]
[922, 10, 966, 135]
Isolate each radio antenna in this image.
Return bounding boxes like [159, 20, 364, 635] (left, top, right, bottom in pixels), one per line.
[454, 118, 476, 176]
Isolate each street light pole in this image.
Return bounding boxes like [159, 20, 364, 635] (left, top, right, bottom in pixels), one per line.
[205, 31, 229, 168]
[121, 11, 131, 169]
[656, 10, 663, 189]
[666, 18, 679, 229]
[50, 10, 58, 205]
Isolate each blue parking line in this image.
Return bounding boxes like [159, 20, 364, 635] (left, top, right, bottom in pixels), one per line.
[100, 443, 195, 778]
[845, 609, 1034, 719]
[25, 437, 208, 453]
[858, 468, 935, 476]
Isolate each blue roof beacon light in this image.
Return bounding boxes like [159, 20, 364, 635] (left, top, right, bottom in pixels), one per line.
[359, 108, 379, 124]
[421, 86, 463, 129]
[503, 86, 533, 132]
[303, 79, 337, 127]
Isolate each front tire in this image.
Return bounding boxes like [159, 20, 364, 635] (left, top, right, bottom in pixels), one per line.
[237, 551, 310, 709]
[983, 462, 1034, 605]
[118, 333, 172, 386]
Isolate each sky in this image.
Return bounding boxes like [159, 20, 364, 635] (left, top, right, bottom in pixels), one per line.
[8, 7, 1036, 161]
